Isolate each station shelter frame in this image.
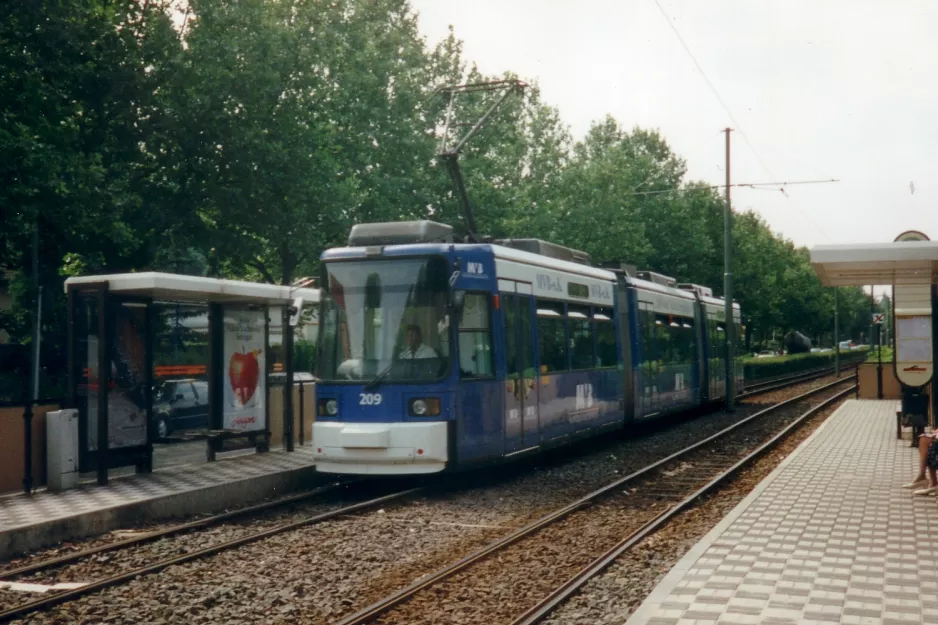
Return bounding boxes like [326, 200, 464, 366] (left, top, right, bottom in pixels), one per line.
[64, 273, 319, 485]
[810, 235, 938, 420]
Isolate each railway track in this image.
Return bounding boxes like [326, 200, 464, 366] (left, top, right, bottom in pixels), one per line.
[0, 368, 848, 623]
[739, 363, 856, 397]
[0, 483, 421, 622]
[333, 375, 855, 625]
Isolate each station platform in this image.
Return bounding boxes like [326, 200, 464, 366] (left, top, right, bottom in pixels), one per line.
[0, 446, 319, 560]
[627, 399, 938, 625]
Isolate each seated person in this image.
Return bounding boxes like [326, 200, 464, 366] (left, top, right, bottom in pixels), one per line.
[904, 431, 938, 495]
[399, 325, 437, 360]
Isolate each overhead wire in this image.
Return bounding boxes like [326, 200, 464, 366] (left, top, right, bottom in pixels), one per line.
[651, 0, 835, 241]
[622, 178, 838, 198]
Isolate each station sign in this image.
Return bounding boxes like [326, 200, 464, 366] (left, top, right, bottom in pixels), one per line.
[894, 230, 930, 242]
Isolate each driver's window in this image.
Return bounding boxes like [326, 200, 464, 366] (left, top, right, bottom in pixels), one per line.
[458, 293, 494, 378]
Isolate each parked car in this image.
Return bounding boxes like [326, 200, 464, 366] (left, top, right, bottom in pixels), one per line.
[838, 340, 854, 351]
[755, 350, 776, 359]
[153, 378, 209, 438]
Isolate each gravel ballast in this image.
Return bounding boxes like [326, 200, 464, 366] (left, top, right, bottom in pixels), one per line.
[1, 375, 849, 624]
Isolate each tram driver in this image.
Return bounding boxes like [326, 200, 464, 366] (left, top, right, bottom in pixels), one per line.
[399, 324, 438, 359]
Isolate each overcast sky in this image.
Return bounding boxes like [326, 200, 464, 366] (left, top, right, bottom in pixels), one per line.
[410, 0, 938, 252]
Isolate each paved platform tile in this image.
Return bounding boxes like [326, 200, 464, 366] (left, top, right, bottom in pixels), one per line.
[0, 447, 320, 558]
[626, 400, 938, 625]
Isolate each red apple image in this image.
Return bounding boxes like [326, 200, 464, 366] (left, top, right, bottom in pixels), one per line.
[229, 349, 261, 406]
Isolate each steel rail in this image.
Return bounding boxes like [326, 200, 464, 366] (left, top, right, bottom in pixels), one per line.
[739, 366, 843, 398]
[741, 356, 865, 396]
[743, 366, 832, 391]
[0, 478, 361, 581]
[511, 385, 854, 625]
[0, 488, 420, 623]
[332, 376, 855, 625]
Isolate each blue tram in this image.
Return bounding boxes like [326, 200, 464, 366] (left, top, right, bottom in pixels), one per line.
[311, 221, 742, 475]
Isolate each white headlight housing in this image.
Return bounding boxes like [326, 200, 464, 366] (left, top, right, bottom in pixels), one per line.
[411, 399, 428, 416]
[326, 399, 338, 416]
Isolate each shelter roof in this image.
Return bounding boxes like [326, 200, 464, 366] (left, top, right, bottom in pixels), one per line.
[810, 241, 938, 286]
[64, 272, 320, 305]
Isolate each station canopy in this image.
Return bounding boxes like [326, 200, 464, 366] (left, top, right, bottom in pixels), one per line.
[64, 272, 320, 304]
[810, 241, 938, 286]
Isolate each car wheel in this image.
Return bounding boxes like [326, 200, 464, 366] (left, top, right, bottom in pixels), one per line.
[156, 417, 170, 439]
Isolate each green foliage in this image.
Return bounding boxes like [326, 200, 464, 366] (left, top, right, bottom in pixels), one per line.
[1, 0, 873, 396]
[293, 339, 317, 373]
[744, 349, 869, 380]
[866, 346, 893, 363]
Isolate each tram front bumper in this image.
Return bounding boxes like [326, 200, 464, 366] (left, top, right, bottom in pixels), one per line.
[312, 421, 448, 475]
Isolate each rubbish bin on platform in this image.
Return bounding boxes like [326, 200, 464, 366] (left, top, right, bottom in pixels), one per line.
[47, 409, 79, 491]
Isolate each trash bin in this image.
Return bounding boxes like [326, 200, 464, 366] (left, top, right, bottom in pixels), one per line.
[901, 387, 930, 446]
[47, 409, 79, 491]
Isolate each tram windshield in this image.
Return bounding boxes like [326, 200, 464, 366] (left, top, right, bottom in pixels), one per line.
[317, 257, 451, 383]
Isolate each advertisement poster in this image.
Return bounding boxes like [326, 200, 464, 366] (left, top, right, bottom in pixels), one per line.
[223, 308, 266, 431]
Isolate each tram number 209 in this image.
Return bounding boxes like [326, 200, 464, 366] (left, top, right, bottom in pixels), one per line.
[359, 393, 383, 406]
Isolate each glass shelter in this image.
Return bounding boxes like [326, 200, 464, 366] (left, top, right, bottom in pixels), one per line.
[65, 273, 319, 484]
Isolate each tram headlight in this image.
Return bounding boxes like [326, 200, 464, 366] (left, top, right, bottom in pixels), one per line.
[409, 398, 441, 417]
[318, 398, 339, 416]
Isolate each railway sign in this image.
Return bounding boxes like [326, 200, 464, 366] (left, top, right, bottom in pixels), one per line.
[872, 313, 885, 325]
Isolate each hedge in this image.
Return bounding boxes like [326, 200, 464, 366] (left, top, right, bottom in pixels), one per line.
[865, 346, 893, 363]
[744, 348, 869, 380]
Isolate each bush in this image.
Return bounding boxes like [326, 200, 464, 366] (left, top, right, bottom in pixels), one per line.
[866, 346, 893, 363]
[744, 348, 869, 380]
[293, 339, 317, 373]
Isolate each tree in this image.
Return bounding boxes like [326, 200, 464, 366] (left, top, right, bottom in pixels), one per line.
[177, 0, 459, 285]
[0, 0, 186, 396]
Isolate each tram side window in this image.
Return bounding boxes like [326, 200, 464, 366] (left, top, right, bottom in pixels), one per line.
[569, 305, 594, 369]
[595, 308, 617, 368]
[710, 318, 726, 361]
[707, 317, 715, 361]
[655, 315, 673, 365]
[537, 301, 567, 373]
[458, 293, 494, 378]
[681, 318, 696, 364]
[734, 320, 742, 359]
[663, 316, 695, 365]
[639, 307, 656, 367]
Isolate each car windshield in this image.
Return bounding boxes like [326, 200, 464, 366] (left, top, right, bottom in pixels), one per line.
[317, 256, 451, 383]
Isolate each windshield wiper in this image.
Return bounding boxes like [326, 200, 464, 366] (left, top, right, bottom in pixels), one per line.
[364, 362, 394, 391]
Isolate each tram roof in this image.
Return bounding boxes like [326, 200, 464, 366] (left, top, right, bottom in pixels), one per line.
[64, 272, 320, 305]
[322, 243, 619, 281]
[810, 241, 938, 286]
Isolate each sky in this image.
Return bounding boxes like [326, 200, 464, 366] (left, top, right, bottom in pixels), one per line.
[410, 0, 938, 252]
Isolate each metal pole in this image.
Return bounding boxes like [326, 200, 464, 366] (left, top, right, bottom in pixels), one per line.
[97, 288, 110, 485]
[284, 309, 294, 452]
[877, 315, 883, 399]
[834, 287, 840, 377]
[298, 381, 305, 446]
[32, 287, 42, 401]
[24, 227, 42, 494]
[723, 128, 735, 412]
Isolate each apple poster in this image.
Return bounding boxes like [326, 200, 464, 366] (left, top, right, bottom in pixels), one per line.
[223, 309, 266, 431]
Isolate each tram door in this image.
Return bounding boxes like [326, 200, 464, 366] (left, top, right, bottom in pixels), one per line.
[500, 280, 539, 453]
